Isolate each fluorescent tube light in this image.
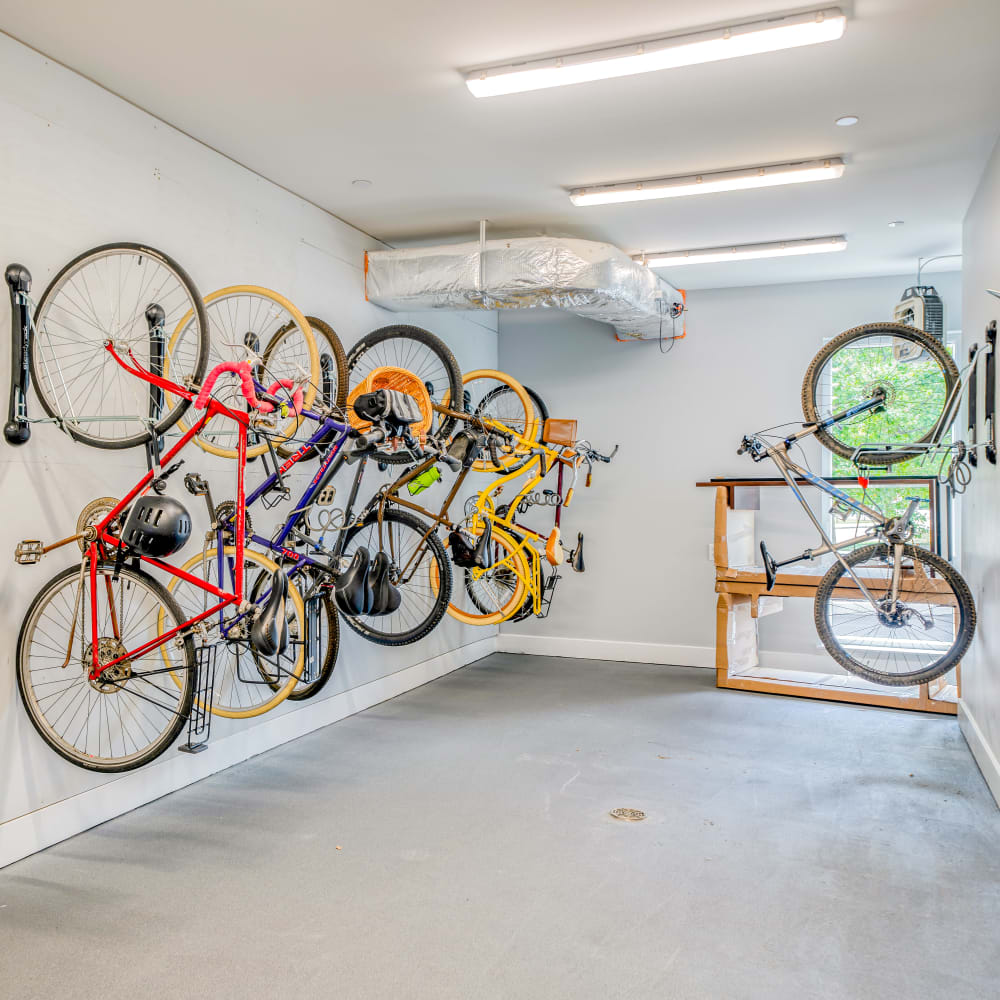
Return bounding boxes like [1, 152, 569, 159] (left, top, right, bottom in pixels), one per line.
[570, 158, 844, 207]
[638, 236, 848, 268]
[466, 8, 846, 97]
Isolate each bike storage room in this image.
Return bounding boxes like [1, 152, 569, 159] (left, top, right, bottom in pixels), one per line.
[2, 2, 1000, 997]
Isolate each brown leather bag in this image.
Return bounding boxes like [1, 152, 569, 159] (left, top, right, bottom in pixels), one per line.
[542, 418, 577, 447]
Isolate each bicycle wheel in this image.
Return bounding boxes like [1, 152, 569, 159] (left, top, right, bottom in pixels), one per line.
[339, 508, 452, 645]
[346, 325, 463, 464]
[814, 543, 975, 686]
[17, 562, 195, 772]
[466, 539, 542, 623]
[466, 373, 543, 473]
[164, 546, 305, 718]
[167, 286, 319, 460]
[273, 315, 349, 459]
[307, 316, 349, 410]
[31, 243, 209, 449]
[252, 568, 339, 700]
[802, 322, 960, 466]
[442, 525, 531, 626]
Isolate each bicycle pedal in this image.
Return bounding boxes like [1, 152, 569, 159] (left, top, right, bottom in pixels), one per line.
[15, 540, 44, 565]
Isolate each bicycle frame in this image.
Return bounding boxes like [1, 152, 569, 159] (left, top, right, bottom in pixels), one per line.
[745, 395, 925, 608]
[240, 409, 352, 569]
[81, 345, 256, 682]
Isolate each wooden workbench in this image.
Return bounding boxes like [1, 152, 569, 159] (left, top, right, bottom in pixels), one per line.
[698, 480, 959, 714]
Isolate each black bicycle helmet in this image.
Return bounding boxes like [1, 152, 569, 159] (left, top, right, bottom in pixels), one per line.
[122, 496, 192, 557]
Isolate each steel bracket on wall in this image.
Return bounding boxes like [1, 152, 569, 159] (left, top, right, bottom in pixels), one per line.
[986, 321, 997, 465]
[967, 340, 979, 466]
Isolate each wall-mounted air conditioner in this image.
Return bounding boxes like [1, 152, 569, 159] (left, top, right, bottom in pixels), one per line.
[893, 285, 945, 362]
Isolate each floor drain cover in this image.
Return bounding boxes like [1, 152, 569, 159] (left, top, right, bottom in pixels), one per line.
[609, 807, 646, 822]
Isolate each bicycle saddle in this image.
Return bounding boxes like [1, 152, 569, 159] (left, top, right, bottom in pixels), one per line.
[335, 547, 373, 616]
[250, 568, 289, 658]
[368, 551, 402, 617]
[353, 389, 423, 426]
[760, 541, 778, 592]
[570, 532, 585, 574]
[449, 519, 493, 569]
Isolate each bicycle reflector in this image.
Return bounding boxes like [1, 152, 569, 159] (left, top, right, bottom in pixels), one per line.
[122, 496, 192, 557]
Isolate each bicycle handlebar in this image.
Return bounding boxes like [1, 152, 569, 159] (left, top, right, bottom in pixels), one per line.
[194, 363, 304, 416]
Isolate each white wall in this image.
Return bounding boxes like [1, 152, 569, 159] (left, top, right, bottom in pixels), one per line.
[497, 270, 962, 668]
[0, 34, 498, 865]
[959, 135, 1000, 806]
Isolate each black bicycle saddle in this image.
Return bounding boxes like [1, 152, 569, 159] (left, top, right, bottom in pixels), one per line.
[760, 541, 778, 592]
[335, 547, 373, 616]
[570, 532, 585, 573]
[250, 568, 289, 658]
[352, 389, 423, 426]
[449, 518, 493, 569]
[368, 551, 402, 616]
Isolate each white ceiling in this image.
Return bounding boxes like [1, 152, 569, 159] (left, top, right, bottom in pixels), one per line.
[2, 0, 999, 288]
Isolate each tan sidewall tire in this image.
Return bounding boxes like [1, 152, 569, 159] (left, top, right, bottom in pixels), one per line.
[440, 526, 531, 626]
[162, 546, 305, 718]
[165, 286, 319, 460]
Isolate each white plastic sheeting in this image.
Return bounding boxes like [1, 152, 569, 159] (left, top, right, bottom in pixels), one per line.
[364, 237, 685, 341]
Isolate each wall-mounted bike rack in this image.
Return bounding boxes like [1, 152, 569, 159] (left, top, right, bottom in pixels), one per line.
[178, 643, 218, 754]
[985, 320, 996, 465]
[5, 263, 32, 446]
[963, 321, 996, 470]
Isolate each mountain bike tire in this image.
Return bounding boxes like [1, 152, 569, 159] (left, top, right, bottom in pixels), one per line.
[339, 508, 452, 645]
[814, 543, 975, 686]
[346, 325, 462, 464]
[801, 322, 960, 467]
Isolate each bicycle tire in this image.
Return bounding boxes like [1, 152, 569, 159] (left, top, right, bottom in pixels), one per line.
[166, 286, 319, 460]
[346, 325, 462, 464]
[459, 370, 538, 473]
[31, 242, 210, 450]
[165, 546, 306, 718]
[339, 508, 452, 645]
[474, 382, 549, 474]
[467, 537, 542, 621]
[814, 543, 975, 686]
[273, 315, 349, 460]
[17, 562, 195, 772]
[801, 322, 960, 467]
[442, 525, 530, 626]
[252, 569, 339, 700]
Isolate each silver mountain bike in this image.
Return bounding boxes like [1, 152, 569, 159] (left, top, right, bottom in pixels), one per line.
[739, 321, 979, 687]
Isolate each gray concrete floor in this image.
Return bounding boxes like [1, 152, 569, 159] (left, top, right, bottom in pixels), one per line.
[2, 653, 998, 1000]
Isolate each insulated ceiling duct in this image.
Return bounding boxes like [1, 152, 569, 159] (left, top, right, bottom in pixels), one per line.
[364, 237, 685, 341]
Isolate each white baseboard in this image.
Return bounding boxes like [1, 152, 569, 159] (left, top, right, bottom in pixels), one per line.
[1, 635, 497, 869]
[496, 633, 850, 676]
[497, 633, 715, 668]
[959, 698, 1000, 809]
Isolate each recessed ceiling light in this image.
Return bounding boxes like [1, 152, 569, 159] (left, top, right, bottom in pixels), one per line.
[835, 115, 859, 126]
[570, 158, 845, 206]
[352, 178, 373, 188]
[465, 7, 847, 97]
[888, 220, 905, 227]
[636, 236, 847, 267]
